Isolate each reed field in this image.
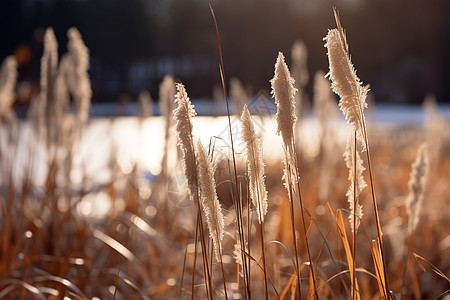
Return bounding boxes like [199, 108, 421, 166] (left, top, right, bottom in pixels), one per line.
[0, 8, 449, 300]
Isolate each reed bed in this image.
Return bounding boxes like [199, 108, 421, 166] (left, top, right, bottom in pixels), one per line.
[0, 9, 449, 300]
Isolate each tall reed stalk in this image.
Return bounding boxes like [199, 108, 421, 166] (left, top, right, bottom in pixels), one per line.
[324, 9, 390, 298]
[173, 83, 213, 299]
[210, 5, 250, 298]
[241, 104, 268, 299]
[402, 143, 429, 295]
[271, 51, 318, 299]
[196, 139, 228, 299]
[344, 133, 366, 299]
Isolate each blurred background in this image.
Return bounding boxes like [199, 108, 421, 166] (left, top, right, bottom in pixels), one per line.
[1, 0, 449, 111]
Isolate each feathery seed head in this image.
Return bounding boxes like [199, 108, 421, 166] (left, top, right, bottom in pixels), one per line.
[0, 56, 18, 119]
[159, 75, 176, 122]
[230, 77, 248, 115]
[406, 143, 429, 235]
[324, 28, 369, 151]
[67, 27, 91, 127]
[40, 28, 58, 146]
[173, 83, 197, 195]
[241, 105, 268, 223]
[291, 40, 309, 88]
[271, 52, 298, 151]
[313, 70, 337, 125]
[138, 91, 153, 118]
[196, 139, 224, 262]
[344, 137, 366, 233]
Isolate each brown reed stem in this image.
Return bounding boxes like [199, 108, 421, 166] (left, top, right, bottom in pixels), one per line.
[247, 180, 251, 293]
[294, 179, 318, 300]
[291, 141, 318, 300]
[401, 232, 415, 298]
[352, 132, 357, 300]
[191, 214, 200, 300]
[196, 206, 214, 300]
[259, 220, 268, 300]
[285, 158, 302, 300]
[218, 250, 229, 300]
[210, 4, 250, 298]
[364, 141, 391, 299]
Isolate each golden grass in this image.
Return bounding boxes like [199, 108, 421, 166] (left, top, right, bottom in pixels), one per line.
[0, 8, 449, 300]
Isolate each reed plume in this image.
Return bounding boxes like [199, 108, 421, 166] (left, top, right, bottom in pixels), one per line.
[67, 27, 91, 130]
[138, 91, 153, 119]
[324, 27, 369, 151]
[406, 143, 429, 236]
[195, 139, 224, 263]
[423, 95, 442, 163]
[270, 52, 298, 154]
[39, 27, 58, 147]
[0, 56, 18, 120]
[213, 84, 223, 116]
[314, 70, 338, 202]
[159, 75, 176, 123]
[241, 104, 268, 224]
[173, 83, 197, 197]
[313, 70, 336, 126]
[159, 75, 176, 179]
[241, 104, 270, 298]
[291, 40, 309, 116]
[344, 136, 366, 233]
[325, 11, 390, 297]
[230, 77, 248, 116]
[271, 51, 298, 200]
[271, 51, 319, 299]
[54, 55, 71, 146]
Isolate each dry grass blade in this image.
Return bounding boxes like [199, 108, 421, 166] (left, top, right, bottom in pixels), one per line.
[0, 279, 47, 299]
[104, 269, 151, 300]
[113, 257, 121, 300]
[326, 204, 361, 300]
[240, 249, 280, 298]
[333, 8, 349, 55]
[371, 240, 387, 299]
[316, 268, 377, 292]
[94, 230, 136, 262]
[280, 273, 296, 300]
[121, 212, 157, 237]
[291, 277, 297, 300]
[308, 267, 315, 300]
[413, 253, 450, 283]
[93, 230, 150, 282]
[279, 262, 310, 300]
[31, 275, 88, 299]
